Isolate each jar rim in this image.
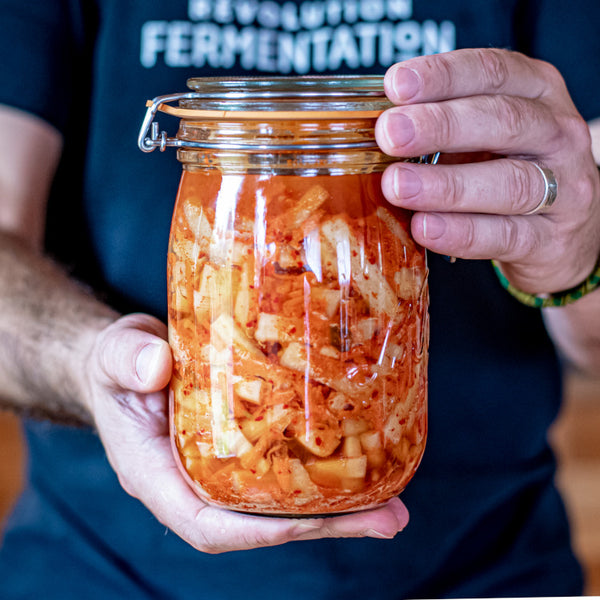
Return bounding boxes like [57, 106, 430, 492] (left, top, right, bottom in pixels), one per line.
[180, 75, 392, 115]
[138, 76, 397, 153]
[185, 75, 387, 99]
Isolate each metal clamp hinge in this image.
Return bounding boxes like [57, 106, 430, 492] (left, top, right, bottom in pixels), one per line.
[138, 93, 196, 153]
[138, 94, 442, 159]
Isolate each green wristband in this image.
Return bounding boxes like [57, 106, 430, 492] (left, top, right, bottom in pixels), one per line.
[491, 258, 600, 308]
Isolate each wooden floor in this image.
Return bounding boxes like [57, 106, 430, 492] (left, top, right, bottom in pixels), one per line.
[551, 373, 600, 596]
[0, 411, 23, 531]
[1, 373, 599, 594]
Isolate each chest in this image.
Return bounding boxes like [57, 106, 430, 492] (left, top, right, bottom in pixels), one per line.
[93, 0, 520, 78]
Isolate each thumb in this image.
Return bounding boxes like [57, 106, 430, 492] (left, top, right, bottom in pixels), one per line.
[95, 314, 172, 393]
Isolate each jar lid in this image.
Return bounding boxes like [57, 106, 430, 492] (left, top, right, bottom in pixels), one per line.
[181, 75, 392, 118]
[138, 75, 395, 152]
[186, 74, 387, 96]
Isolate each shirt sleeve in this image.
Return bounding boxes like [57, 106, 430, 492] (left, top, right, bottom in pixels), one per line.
[516, 0, 600, 121]
[0, 0, 91, 132]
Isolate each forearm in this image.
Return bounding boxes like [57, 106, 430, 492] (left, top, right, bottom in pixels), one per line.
[542, 121, 600, 376]
[543, 289, 600, 376]
[0, 232, 118, 425]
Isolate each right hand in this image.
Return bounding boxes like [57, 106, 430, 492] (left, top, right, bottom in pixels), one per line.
[83, 313, 410, 553]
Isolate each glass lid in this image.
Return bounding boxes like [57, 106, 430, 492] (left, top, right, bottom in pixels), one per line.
[181, 75, 393, 114]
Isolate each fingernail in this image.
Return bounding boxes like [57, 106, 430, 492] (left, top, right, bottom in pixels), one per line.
[387, 497, 410, 530]
[292, 521, 322, 538]
[365, 528, 396, 539]
[423, 214, 446, 240]
[391, 67, 420, 101]
[385, 112, 415, 149]
[393, 167, 422, 199]
[136, 343, 163, 384]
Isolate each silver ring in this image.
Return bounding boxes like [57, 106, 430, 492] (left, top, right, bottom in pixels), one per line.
[523, 163, 558, 215]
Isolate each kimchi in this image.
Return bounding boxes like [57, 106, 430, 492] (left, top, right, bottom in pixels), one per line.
[168, 169, 428, 515]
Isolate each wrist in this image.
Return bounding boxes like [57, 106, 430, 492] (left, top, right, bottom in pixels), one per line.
[76, 312, 121, 424]
[0, 233, 120, 425]
[492, 254, 600, 309]
[543, 285, 600, 374]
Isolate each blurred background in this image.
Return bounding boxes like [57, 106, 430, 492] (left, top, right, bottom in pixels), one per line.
[1, 371, 599, 594]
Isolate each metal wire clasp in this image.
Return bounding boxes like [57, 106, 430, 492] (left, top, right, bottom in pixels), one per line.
[138, 92, 383, 152]
[138, 93, 442, 159]
[138, 93, 201, 153]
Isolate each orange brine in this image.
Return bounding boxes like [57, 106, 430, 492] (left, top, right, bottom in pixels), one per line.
[168, 168, 428, 515]
[139, 76, 431, 514]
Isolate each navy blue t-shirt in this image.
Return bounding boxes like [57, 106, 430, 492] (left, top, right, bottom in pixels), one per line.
[1, 1, 599, 598]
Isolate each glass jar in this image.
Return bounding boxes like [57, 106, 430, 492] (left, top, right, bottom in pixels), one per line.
[139, 76, 430, 515]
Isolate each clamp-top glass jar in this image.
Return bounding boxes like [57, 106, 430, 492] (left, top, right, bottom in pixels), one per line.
[139, 76, 430, 515]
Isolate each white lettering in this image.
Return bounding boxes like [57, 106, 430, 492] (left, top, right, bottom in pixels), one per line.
[188, 0, 211, 21]
[300, 2, 326, 29]
[378, 21, 395, 66]
[140, 21, 167, 68]
[141, 2, 456, 73]
[419, 19, 456, 55]
[188, 0, 414, 26]
[214, 0, 234, 24]
[387, 0, 413, 20]
[192, 23, 221, 67]
[165, 21, 192, 67]
[354, 22, 378, 67]
[277, 32, 296, 73]
[421, 20, 439, 56]
[277, 31, 311, 74]
[328, 25, 360, 69]
[325, 0, 343, 26]
[312, 27, 333, 71]
[281, 3, 301, 32]
[235, 0, 260, 25]
[439, 20, 456, 53]
[256, 28, 278, 71]
[221, 25, 256, 68]
[257, 1, 281, 28]
[343, 0, 359, 23]
[360, 0, 384, 22]
[239, 27, 259, 69]
[394, 20, 421, 53]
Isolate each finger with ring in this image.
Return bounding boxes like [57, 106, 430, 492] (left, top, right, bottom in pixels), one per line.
[523, 163, 558, 215]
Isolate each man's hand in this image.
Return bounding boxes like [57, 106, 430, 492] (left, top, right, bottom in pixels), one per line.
[375, 48, 600, 296]
[83, 314, 409, 554]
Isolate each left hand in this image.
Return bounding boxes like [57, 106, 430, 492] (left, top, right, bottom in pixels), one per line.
[84, 314, 409, 554]
[375, 48, 600, 295]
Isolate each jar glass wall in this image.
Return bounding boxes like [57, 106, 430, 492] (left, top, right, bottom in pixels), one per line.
[146, 76, 429, 515]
